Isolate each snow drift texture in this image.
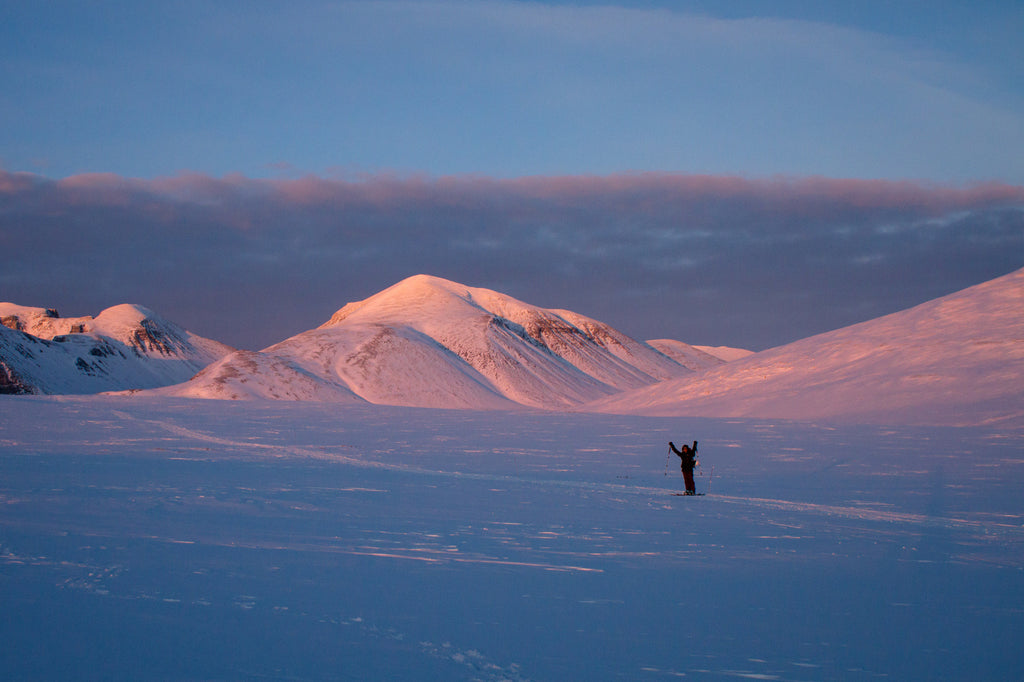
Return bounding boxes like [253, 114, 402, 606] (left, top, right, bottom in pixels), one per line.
[0, 303, 233, 394]
[591, 266, 1024, 426]
[4, 397, 1022, 680]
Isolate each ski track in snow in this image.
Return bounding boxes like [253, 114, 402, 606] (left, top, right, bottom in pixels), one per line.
[3, 397, 1024, 680]
[117, 409, 1024, 546]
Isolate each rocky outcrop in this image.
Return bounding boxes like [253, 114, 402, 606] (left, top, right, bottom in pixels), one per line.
[0, 360, 34, 394]
[0, 302, 234, 394]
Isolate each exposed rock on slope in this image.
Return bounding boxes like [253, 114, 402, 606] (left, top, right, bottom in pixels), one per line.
[0, 303, 234, 394]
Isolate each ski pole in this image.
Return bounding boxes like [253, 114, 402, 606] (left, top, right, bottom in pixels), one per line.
[664, 445, 671, 476]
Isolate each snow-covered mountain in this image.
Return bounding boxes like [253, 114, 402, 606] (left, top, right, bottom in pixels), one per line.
[159, 274, 693, 409]
[15, 269, 1018, 424]
[645, 339, 752, 370]
[589, 267, 1024, 426]
[692, 344, 755, 363]
[0, 303, 234, 394]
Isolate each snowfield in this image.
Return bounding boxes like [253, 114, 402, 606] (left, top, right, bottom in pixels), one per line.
[2, 268, 1022, 679]
[591, 267, 1024, 426]
[2, 395, 1023, 680]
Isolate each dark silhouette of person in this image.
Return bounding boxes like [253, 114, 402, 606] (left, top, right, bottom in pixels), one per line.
[669, 441, 698, 495]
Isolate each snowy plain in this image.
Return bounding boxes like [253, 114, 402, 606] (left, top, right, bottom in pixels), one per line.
[2, 395, 1023, 680]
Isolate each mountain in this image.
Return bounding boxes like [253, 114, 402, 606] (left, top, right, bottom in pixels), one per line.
[645, 339, 752, 371]
[159, 274, 692, 409]
[588, 267, 1024, 426]
[692, 345, 756, 362]
[0, 303, 234, 394]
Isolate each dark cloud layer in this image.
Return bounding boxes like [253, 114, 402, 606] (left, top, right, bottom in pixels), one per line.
[2, 170, 1022, 351]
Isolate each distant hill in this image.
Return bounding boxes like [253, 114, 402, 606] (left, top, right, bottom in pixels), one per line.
[156, 274, 693, 409]
[692, 345, 755, 363]
[0, 303, 234, 394]
[646, 339, 752, 370]
[588, 267, 1024, 426]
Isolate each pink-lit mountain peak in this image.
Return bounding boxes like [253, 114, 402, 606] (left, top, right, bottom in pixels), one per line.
[323, 274, 539, 329]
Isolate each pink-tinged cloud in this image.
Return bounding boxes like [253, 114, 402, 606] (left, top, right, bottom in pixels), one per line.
[1, 169, 1021, 351]
[8, 169, 1024, 215]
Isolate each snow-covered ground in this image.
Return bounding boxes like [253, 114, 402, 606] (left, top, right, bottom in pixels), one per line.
[2, 395, 1022, 680]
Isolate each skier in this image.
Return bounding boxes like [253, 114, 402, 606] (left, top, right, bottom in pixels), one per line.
[669, 441, 698, 495]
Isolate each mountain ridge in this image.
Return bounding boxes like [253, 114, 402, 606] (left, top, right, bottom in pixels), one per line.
[6, 268, 1019, 426]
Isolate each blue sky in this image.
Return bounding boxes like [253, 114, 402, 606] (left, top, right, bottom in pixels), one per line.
[3, 0, 1022, 181]
[1, 1, 1023, 351]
